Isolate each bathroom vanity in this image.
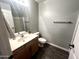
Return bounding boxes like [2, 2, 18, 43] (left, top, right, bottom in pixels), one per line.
[9, 33, 39, 59]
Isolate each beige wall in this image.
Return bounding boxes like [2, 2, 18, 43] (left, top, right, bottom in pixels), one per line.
[39, 0, 79, 49]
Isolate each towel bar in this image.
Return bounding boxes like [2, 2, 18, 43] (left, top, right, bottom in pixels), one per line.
[53, 21, 73, 24]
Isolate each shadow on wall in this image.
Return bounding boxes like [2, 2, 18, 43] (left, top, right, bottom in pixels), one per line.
[39, 13, 78, 49]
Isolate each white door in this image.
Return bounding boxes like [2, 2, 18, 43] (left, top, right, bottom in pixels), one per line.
[69, 15, 79, 59]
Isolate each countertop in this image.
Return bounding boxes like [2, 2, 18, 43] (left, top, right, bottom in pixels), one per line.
[9, 34, 38, 51]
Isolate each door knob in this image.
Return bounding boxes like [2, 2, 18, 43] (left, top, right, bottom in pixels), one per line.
[69, 44, 74, 49]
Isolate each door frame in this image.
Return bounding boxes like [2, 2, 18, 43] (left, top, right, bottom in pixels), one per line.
[71, 15, 79, 44]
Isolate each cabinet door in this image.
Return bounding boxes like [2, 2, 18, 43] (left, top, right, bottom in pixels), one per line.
[31, 37, 39, 55]
[13, 45, 31, 59]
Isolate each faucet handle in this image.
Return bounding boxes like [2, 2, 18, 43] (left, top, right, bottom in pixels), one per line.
[21, 34, 24, 37]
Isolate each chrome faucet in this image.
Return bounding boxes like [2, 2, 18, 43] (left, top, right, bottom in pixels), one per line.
[17, 32, 24, 37]
[17, 32, 25, 42]
[21, 34, 24, 37]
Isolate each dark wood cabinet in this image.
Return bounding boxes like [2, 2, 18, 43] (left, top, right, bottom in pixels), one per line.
[13, 37, 38, 59]
[31, 37, 39, 56]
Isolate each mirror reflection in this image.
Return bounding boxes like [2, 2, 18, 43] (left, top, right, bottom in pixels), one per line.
[1, 1, 30, 33]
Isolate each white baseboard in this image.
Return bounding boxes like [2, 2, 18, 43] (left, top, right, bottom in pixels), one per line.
[47, 42, 69, 52]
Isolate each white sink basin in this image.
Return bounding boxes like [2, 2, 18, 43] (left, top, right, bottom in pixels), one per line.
[9, 34, 38, 51]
